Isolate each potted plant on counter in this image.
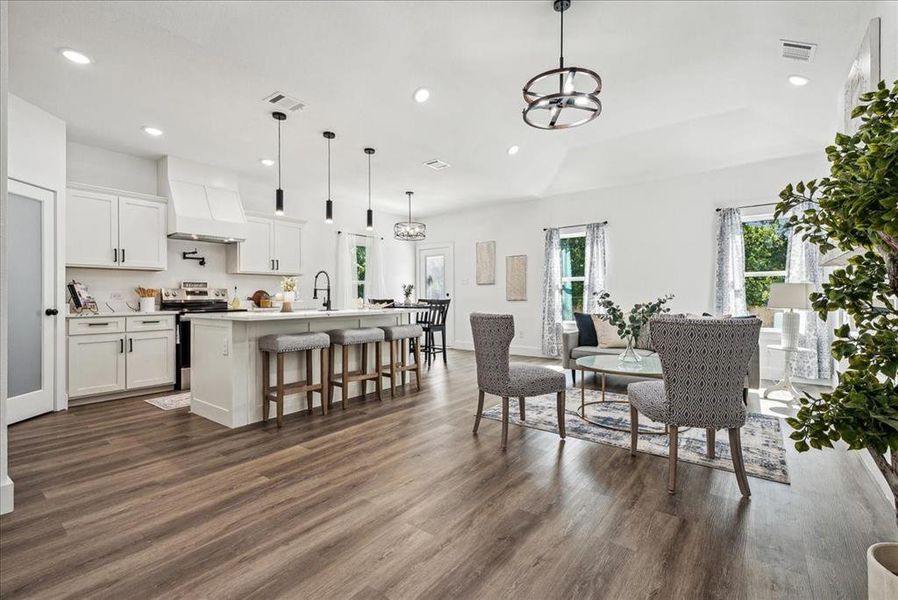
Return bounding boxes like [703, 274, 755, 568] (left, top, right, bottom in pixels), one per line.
[402, 284, 415, 305]
[775, 79, 898, 597]
[280, 277, 297, 313]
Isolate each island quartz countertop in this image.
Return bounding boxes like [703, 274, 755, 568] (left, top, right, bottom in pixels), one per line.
[187, 308, 418, 322]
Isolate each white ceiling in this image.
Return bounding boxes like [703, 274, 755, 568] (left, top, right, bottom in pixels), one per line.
[7, 1, 876, 216]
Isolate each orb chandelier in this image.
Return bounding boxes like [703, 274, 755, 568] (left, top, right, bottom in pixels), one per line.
[394, 191, 426, 241]
[522, 0, 602, 130]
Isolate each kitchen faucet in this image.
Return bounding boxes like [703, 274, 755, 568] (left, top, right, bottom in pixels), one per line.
[312, 270, 332, 311]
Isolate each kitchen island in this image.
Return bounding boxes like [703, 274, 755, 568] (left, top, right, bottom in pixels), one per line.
[188, 308, 417, 428]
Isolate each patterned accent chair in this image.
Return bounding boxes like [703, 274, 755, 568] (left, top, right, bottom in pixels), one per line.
[470, 313, 567, 449]
[628, 316, 762, 497]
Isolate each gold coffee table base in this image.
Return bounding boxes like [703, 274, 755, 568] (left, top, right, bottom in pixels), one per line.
[577, 371, 669, 435]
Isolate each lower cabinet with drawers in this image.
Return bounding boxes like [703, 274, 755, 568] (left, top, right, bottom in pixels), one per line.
[67, 314, 176, 400]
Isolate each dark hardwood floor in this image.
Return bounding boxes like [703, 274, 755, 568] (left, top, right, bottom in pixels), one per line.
[0, 350, 893, 599]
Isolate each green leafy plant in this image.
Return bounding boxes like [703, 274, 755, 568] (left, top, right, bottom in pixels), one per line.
[775, 79, 898, 522]
[593, 291, 674, 344]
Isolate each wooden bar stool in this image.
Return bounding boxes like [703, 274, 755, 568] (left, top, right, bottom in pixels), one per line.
[260, 332, 330, 427]
[378, 324, 423, 397]
[326, 328, 385, 409]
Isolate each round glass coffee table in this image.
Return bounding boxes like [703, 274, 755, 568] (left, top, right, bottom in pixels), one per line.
[574, 354, 666, 434]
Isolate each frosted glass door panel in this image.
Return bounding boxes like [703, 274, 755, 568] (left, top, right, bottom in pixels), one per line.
[424, 255, 445, 299]
[8, 192, 42, 397]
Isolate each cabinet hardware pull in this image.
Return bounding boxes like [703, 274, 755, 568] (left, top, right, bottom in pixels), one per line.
[120, 338, 124, 353]
[121, 248, 125, 263]
[88, 322, 110, 326]
[129, 338, 133, 353]
[276, 259, 280, 270]
[141, 320, 161, 324]
[113, 248, 118, 263]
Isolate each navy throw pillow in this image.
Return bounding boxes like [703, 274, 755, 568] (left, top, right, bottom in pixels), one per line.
[574, 312, 598, 347]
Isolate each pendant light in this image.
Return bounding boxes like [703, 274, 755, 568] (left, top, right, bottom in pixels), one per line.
[364, 147, 375, 231]
[394, 191, 426, 241]
[323, 131, 335, 223]
[522, 0, 602, 130]
[272, 111, 286, 215]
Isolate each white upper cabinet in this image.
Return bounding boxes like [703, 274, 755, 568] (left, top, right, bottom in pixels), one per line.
[66, 184, 167, 271]
[118, 196, 167, 269]
[66, 188, 119, 268]
[274, 221, 302, 275]
[227, 214, 303, 275]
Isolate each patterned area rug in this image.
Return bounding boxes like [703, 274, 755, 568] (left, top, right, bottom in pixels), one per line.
[481, 388, 789, 484]
[144, 392, 191, 411]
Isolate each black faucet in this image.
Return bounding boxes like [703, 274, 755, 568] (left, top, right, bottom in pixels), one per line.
[312, 270, 332, 311]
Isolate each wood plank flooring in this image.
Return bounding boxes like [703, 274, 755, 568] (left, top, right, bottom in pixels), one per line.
[1, 350, 894, 599]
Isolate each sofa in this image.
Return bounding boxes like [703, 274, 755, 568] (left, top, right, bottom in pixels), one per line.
[560, 314, 760, 395]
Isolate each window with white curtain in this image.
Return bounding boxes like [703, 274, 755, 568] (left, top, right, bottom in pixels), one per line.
[352, 243, 367, 301]
[560, 233, 586, 321]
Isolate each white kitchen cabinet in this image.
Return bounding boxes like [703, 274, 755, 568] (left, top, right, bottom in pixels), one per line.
[126, 330, 175, 389]
[66, 188, 119, 268]
[227, 214, 303, 275]
[66, 183, 167, 271]
[67, 333, 127, 398]
[67, 314, 176, 401]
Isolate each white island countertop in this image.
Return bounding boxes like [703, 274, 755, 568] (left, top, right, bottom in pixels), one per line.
[188, 308, 416, 322]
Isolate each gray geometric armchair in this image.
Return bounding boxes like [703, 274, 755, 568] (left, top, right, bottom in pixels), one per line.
[470, 313, 567, 449]
[628, 316, 762, 497]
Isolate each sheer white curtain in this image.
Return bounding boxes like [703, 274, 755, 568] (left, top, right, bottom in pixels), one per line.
[786, 201, 833, 380]
[541, 228, 563, 356]
[714, 208, 748, 315]
[335, 232, 356, 309]
[365, 236, 386, 300]
[583, 222, 607, 313]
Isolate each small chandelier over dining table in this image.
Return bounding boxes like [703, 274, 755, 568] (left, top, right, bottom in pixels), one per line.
[394, 191, 426, 241]
[522, 0, 602, 130]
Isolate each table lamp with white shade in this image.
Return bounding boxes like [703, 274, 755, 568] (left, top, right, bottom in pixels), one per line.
[768, 282, 815, 348]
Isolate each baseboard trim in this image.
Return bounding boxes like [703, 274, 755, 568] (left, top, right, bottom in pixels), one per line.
[0, 475, 14, 514]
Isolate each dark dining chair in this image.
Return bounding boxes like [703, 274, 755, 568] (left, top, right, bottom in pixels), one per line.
[415, 299, 450, 366]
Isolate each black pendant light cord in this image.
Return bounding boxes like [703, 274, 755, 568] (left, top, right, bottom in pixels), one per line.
[408, 192, 413, 223]
[327, 136, 331, 200]
[368, 153, 372, 211]
[277, 118, 282, 189]
[559, 2, 564, 69]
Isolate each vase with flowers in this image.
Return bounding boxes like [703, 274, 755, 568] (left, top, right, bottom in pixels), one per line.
[280, 277, 297, 312]
[593, 291, 675, 362]
[402, 283, 415, 304]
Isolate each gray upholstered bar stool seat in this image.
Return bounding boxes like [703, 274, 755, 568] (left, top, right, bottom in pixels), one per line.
[327, 327, 385, 409]
[259, 332, 330, 427]
[378, 324, 423, 397]
[469, 313, 567, 449]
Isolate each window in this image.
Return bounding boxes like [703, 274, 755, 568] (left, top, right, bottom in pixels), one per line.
[353, 243, 367, 301]
[743, 217, 788, 327]
[560, 234, 586, 321]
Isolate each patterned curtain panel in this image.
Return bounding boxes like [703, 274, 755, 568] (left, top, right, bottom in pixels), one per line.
[786, 201, 833, 380]
[583, 222, 608, 313]
[541, 228, 563, 356]
[714, 208, 748, 315]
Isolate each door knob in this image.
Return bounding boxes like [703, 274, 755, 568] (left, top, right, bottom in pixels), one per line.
[45, 308, 59, 316]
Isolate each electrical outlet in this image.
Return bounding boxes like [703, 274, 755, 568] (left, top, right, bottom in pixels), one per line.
[110, 292, 124, 301]
[518, 329, 525, 340]
[222, 340, 229, 356]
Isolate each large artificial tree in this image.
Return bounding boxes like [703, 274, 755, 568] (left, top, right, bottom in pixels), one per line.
[775, 79, 898, 522]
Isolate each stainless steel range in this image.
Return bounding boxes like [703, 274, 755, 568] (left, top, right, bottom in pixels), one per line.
[160, 281, 246, 390]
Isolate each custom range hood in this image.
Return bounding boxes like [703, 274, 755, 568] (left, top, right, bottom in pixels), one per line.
[158, 156, 248, 243]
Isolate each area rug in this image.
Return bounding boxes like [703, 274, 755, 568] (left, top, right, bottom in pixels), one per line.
[481, 389, 789, 484]
[144, 392, 191, 411]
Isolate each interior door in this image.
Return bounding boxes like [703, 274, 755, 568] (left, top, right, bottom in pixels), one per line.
[240, 217, 275, 273]
[65, 188, 118, 267]
[273, 221, 302, 275]
[118, 195, 166, 269]
[8, 180, 56, 423]
[416, 244, 454, 346]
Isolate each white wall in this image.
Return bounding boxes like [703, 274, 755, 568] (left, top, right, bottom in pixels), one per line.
[65, 143, 415, 310]
[424, 152, 828, 356]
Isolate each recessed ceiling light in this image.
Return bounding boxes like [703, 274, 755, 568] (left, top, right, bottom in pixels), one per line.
[142, 126, 163, 137]
[259, 158, 275, 167]
[413, 87, 430, 103]
[788, 74, 809, 87]
[60, 48, 91, 65]
[507, 145, 520, 156]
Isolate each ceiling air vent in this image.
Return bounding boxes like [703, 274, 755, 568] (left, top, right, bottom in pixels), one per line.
[780, 39, 817, 62]
[263, 91, 305, 112]
[423, 159, 451, 171]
